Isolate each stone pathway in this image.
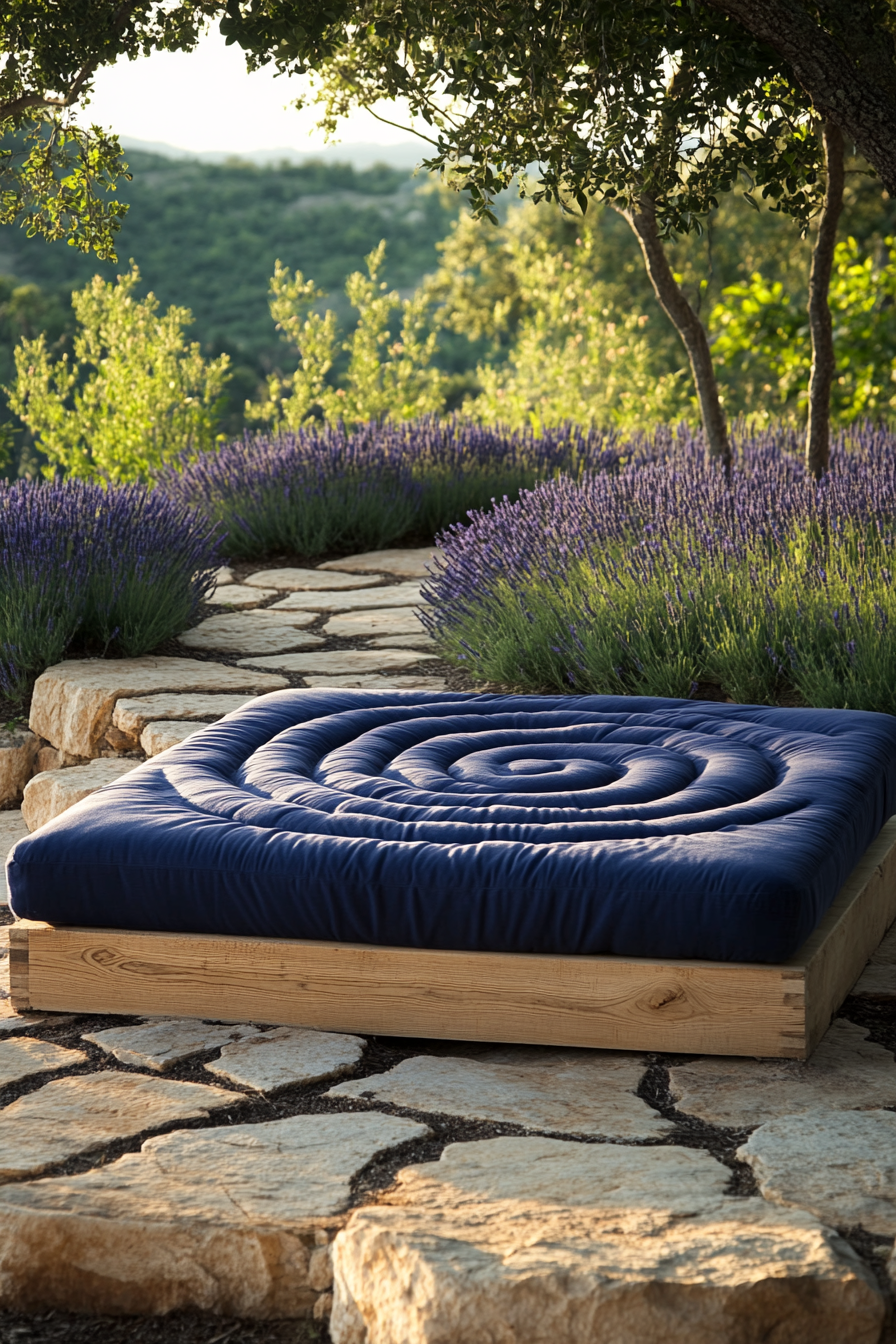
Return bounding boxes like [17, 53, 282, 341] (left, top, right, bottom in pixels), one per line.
[1, 547, 895, 1340]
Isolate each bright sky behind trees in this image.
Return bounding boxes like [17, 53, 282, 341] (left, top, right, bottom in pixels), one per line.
[86, 27, 419, 157]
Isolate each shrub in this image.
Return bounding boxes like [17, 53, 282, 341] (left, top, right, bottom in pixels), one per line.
[7, 264, 231, 483]
[421, 424, 896, 714]
[0, 479, 222, 700]
[159, 418, 625, 560]
[247, 242, 444, 430]
[711, 238, 896, 423]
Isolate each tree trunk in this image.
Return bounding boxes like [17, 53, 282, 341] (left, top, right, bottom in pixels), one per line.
[805, 121, 845, 478]
[700, 0, 896, 198]
[619, 198, 731, 469]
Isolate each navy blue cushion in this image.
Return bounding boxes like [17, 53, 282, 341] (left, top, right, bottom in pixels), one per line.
[8, 690, 896, 962]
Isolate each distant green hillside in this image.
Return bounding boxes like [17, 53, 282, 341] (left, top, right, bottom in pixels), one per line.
[0, 150, 460, 366]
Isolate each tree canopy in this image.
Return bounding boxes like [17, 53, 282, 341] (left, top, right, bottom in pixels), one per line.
[3, 2, 896, 255]
[0, 0, 218, 254]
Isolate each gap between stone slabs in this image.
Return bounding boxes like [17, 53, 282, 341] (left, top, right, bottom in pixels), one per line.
[0, 1037, 86, 1086]
[237, 650, 439, 675]
[113, 693, 258, 740]
[271, 584, 423, 613]
[300, 674, 447, 691]
[140, 721, 205, 756]
[84, 1019, 265, 1072]
[29, 658, 288, 759]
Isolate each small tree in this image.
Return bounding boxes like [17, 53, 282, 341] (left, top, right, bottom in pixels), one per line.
[249, 241, 443, 429]
[8, 264, 230, 482]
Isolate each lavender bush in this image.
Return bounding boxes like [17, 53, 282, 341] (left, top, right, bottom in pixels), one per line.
[159, 418, 623, 559]
[0, 480, 221, 700]
[422, 423, 896, 713]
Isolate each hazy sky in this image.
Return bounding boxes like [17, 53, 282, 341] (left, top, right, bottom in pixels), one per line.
[87, 27, 420, 154]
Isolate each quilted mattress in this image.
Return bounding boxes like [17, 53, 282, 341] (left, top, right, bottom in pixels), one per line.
[8, 690, 896, 963]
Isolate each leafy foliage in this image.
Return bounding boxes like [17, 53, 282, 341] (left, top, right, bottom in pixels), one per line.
[8, 262, 231, 481]
[0, 1, 223, 253]
[423, 424, 896, 714]
[463, 215, 690, 428]
[249, 241, 443, 428]
[225, 0, 825, 233]
[0, 475, 221, 700]
[711, 237, 896, 421]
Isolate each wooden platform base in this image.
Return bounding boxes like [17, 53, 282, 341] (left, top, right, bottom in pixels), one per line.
[10, 817, 896, 1059]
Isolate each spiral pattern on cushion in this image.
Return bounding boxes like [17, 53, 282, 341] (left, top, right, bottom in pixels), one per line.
[10, 691, 896, 963]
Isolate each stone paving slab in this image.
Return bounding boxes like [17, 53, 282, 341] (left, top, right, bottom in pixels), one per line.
[669, 1019, 896, 1128]
[83, 1019, 263, 1071]
[328, 1049, 672, 1139]
[211, 566, 235, 586]
[113, 693, 257, 739]
[0, 1071, 239, 1179]
[0, 1036, 87, 1085]
[238, 650, 439, 675]
[739, 1109, 896, 1235]
[301, 674, 448, 691]
[0, 729, 38, 807]
[0, 810, 29, 902]
[323, 608, 424, 639]
[366, 634, 435, 650]
[246, 568, 385, 591]
[22, 758, 138, 832]
[206, 1027, 365, 1094]
[330, 1137, 884, 1344]
[29, 658, 287, 759]
[0, 1111, 430, 1319]
[178, 613, 321, 656]
[140, 722, 204, 755]
[272, 584, 422, 613]
[319, 548, 441, 579]
[207, 583, 278, 607]
[0, 1005, 69, 1036]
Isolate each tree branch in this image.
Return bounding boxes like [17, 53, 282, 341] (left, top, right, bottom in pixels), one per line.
[0, 0, 141, 126]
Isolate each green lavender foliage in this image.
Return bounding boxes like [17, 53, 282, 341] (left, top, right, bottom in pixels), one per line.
[422, 425, 896, 714]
